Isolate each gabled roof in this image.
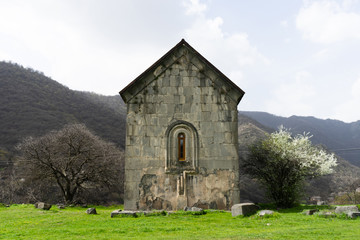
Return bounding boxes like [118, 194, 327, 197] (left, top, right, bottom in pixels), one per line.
[120, 39, 245, 103]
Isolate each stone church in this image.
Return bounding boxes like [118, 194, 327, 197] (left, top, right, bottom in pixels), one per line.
[120, 39, 245, 210]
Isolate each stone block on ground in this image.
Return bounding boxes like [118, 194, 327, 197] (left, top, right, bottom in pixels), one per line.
[57, 204, 65, 209]
[303, 209, 319, 215]
[231, 203, 259, 217]
[86, 208, 97, 214]
[111, 209, 122, 218]
[183, 206, 203, 212]
[190, 207, 205, 215]
[347, 211, 360, 219]
[335, 205, 359, 214]
[183, 206, 190, 211]
[183, 206, 205, 215]
[190, 207, 203, 212]
[258, 210, 274, 217]
[111, 210, 138, 218]
[35, 202, 52, 210]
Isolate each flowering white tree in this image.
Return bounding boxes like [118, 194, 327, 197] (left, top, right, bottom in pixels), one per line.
[242, 126, 337, 208]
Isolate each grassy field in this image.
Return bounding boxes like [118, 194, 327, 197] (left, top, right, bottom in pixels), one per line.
[1, 204, 360, 239]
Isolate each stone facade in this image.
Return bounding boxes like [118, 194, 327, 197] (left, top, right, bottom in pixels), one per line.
[120, 39, 244, 210]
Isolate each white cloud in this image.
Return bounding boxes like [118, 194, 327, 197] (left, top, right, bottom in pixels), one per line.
[182, 0, 269, 89]
[333, 77, 360, 122]
[1, 0, 357, 123]
[312, 48, 330, 60]
[0, 0, 180, 95]
[182, 0, 207, 15]
[280, 20, 288, 27]
[351, 77, 360, 96]
[265, 71, 317, 117]
[342, 0, 359, 9]
[284, 38, 291, 43]
[0, 1, 112, 92]
[0, 50, 11, 61]
[296, 0, 360, 43]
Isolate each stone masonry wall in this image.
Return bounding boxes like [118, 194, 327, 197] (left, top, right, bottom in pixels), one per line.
[123, 47, 241, 210]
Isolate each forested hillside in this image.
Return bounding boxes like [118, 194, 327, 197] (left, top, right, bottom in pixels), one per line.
[0, 62, 127, 204]
[1, 61, 360, 204]
[241, 111, 360, 167]
[0, 61, 126, 157]
[2, 61, 359, 168]
[237, 113, 360, 203]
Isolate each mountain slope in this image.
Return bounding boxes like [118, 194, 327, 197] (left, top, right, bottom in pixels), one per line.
[240, 111, 360, 167]
[237, 112, 360, 203]
[1, 61, 360, 204]
[0, 61, 126, 153]
[2, 60, 359, 169]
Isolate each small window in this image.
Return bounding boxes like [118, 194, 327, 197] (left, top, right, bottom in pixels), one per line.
[165, 121, 199, 171]
[178, 133, 185, 161]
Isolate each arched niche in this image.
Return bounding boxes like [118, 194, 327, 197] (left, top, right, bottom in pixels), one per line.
[165, 121, 199, 173]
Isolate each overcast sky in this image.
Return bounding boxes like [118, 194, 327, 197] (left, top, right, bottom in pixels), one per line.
[1, 0, 360, 123]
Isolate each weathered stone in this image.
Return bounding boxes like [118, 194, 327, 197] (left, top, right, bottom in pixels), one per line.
[120, 39, 244, 211]
[35, 202, 52, 210]
[258, 210, 274, 217]
[335, 205, 359, 214]
[86, 208, 97, 214]
[190, 207, 203, 212]
[151, 197, 168, 210]
[231, 203, 259, 217]
[193, 200, 209, 209]
[303, 209, 319, 215]
[183, 206, 205, 215]
[183, 206, 190, 211]
[347, 211, 360, 218]
[110, 209, 122, 218]
[111, 210, 138, 218]
[57, 204, 66, 209]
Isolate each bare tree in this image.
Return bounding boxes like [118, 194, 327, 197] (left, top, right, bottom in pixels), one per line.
[345, 179, 360, 204]
[335, 172, 360, 204]
[16, 124, 124, 204]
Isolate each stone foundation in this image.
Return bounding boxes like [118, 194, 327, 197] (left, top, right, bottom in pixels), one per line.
[134, 168, 238, 210]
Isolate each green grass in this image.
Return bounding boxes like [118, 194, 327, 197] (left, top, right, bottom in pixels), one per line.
[1, 204, 360, 239]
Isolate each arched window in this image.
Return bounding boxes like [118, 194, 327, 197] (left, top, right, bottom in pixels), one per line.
[178, 133, 185, 161]
[165, 121, 199, 172]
